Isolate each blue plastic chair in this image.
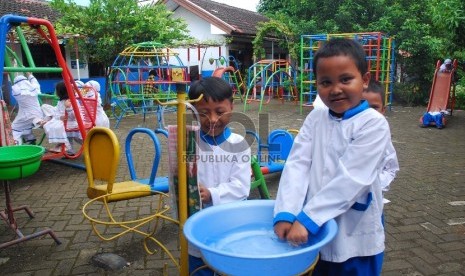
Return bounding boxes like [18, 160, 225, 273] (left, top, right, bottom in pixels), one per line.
[125, 127, 169, 192]
[245, 129, 294, 174]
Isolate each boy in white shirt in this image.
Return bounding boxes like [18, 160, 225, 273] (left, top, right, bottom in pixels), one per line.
[274, 38, 394, 275]
[187, 76, 251, 275]
[363, 80, 399, 202]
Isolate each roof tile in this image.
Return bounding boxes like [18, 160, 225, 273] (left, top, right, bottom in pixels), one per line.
[189, 0, 268, 35]
[0, 0, 60, 22]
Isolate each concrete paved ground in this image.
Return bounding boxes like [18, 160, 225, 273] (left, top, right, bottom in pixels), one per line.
[0, 101, 464, 275]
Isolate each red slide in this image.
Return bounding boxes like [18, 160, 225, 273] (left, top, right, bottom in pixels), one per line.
[420, 59, 457, 126]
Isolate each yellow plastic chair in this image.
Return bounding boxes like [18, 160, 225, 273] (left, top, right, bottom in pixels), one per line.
[288, 128, 299, 137]
[82, 127, 179, 268]
[83, 127, 154, 201]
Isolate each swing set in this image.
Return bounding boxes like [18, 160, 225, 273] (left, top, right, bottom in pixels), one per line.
[0, 15, 96, 162]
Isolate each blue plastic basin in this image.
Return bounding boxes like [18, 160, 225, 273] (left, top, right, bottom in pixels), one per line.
[183, 200, 338, 276]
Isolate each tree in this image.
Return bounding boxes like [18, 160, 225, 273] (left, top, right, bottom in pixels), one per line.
[257, 0, 465, 105]
[258, 0, 386, 34]
[430, 0, 465, 70]
[252, 19, 296, 60]
[50, 0, 191, 74]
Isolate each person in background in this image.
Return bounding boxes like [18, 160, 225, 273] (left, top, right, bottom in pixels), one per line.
[144, 69, 159, 95]
[187, 77, 251, 275]
[84, 80, 110, 128]
[75, 80, 85, 95]
[42, 81, 75, 154]
[439, 58, 459, 84]
[363, 80, 399, 208]
[274, 38, 393, 275]
[421, 109, 446, 129]
[363, 80, 386, 114]
[439, 58, 452, 73]
[11, 72, 43, 145]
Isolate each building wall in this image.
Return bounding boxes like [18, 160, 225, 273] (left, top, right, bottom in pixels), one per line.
[4, 42, 97, 105]
[64, 44, 89, 80]
[7, 42, 89, 82]
[170, 6, 230, 77]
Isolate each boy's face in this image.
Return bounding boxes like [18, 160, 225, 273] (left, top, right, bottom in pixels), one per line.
[195, 98, 233, 136]
[363, 91, 385, 114]
[316, 55, 370, 114]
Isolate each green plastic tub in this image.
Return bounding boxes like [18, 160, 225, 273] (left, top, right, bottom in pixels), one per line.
[0, 145, 45, 180]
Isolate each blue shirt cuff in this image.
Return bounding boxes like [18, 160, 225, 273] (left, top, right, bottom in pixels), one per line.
[273, 212, 296, 225]
[296, 211, 320, 235]
[351, 192, 373, 211]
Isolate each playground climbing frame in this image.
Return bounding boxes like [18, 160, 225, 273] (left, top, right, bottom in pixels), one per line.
[300, 32, 395, 113]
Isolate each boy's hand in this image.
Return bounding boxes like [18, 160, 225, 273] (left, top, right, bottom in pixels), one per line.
[64, 100, 72, 108]
[274, 221, 292, 240]
[286, 220, 309, 246]
[199, 184, 211, 204]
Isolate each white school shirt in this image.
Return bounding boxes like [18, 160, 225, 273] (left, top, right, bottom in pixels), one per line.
[84, 90, 110, 128]
[380, 141, 399, 192]
[42, 100, 74, 144]
[311, 98, 398, 192]
[439, 63, 450, 72]
[274, 102, 391, 263]
[312, 94, 326, 110]
[11, 75, 43, 132]
[188, 128, 251, 257]
[313, 97, 399, 192]
[197, 129, 251, 207]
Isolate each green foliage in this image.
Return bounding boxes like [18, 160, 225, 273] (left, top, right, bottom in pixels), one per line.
[430, 0, 465, 50]
[257, 0, 285, 14]
[257, 0, 465, 106]
[454, 78, 465, 110]
[50, 0, 190, 71]
[392, 82, 429, 106]
[253, 19, 296, 60]
[455, 89, 465, 110]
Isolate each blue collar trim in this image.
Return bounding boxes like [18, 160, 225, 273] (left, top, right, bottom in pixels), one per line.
[14, 78, 27, 85]
[200, 127, 231, 145]
[329, 100, 369, 120]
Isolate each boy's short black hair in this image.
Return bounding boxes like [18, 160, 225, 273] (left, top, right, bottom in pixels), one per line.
[148, 69, 157, 76]
[188, 76, 233, 102]
[313, 38, 368, 77]
[55, 81, 69, 101]
[366, 79, 385, 106]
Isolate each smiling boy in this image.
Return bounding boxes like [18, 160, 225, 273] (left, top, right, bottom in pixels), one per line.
[187, 76, 251, 275]
[274, 38, 393, 275]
